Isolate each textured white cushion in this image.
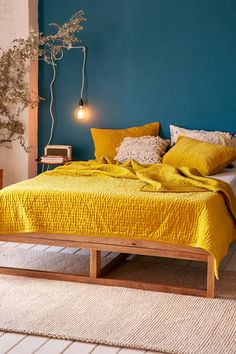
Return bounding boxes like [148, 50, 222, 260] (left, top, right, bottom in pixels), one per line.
[114, 135, 170, 164]
[169, 124, 231, 146]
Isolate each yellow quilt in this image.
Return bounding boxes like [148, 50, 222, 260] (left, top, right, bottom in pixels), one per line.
[1, 159, 236, 278]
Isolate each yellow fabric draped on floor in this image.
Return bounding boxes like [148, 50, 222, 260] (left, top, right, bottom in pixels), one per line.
[1, 159, 236, 278]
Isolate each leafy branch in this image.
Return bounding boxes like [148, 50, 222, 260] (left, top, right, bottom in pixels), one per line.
[0, 10, 86, 151]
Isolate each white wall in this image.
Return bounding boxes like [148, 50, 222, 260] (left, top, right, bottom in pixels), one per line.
[0, 0, 38, 187]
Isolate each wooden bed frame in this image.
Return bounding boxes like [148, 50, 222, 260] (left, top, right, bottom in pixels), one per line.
[0, 170, 215, 298]
[0, 232, 215, 298]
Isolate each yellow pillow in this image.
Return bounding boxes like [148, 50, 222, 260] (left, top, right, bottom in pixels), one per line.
[91, 122, 160, 160]
[163, 136, 236, 175]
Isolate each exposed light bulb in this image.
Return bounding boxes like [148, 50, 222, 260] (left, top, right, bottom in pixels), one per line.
[75, 106, 84, 120]
[74, 98, 84, 120]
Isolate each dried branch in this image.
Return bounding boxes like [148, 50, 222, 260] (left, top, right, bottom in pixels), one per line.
[0, 10, 86, 151]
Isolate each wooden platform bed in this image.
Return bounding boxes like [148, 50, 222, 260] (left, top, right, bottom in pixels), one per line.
[0, 232, 215, 298]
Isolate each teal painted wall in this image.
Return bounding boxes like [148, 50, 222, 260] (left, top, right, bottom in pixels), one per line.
[38, 0, 236, 160]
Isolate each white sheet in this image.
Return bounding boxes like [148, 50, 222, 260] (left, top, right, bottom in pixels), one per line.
[209, 168, 236, 197]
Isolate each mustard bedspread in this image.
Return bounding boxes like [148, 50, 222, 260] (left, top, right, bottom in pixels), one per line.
[1, 160, 236, 278]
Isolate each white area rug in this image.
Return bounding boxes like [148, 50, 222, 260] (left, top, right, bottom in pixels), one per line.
[0, 247, 236, 354]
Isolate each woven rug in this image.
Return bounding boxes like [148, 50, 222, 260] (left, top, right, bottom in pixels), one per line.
[0, 247, 236, 354]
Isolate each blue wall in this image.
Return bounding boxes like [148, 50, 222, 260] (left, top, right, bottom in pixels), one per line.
[38, 0, 236, 160]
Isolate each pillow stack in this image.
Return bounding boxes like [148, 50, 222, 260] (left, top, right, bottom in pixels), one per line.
[90, 122, 236, 174]
[91, 122, 160, 160]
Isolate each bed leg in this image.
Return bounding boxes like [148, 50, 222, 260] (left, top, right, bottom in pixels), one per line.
[207, 254, 215, 298]
[90, 249, 101, 278]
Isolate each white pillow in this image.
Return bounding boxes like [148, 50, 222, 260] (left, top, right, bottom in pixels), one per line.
[228, 137, 236, 149]
[224, 137, 236, 167]
[114, 135, 170, 164]
[169, 124, 231, 146]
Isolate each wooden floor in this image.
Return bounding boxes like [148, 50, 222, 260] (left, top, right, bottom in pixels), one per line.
[0, 240, 236, 354]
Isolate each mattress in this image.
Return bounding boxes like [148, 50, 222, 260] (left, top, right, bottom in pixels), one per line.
[210, 168, 236, 197]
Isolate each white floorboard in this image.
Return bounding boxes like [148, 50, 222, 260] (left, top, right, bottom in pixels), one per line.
[59, 247, 80, 255]
[45, 246, 66, 253]
[7, 335, 49, 354]
[75, 248, 89, 255]
[0, 332, 163, 354]
[0, 333, 26, 354]
[102, 251, 112, 257]
[63, 342, 97, 354]
[31, 244, 50, 251]
[91, 345, 120, 354]
[1, 242, 20, 248]
[34, 338, 72, 354]
[108, 252, 121, 260]
[16, 243, 35, 250]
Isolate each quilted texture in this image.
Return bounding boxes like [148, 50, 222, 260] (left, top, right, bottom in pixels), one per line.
[114, 135, 169, 164]
[1, 159, 236, 278]
[91, 122, 160, 160]
[169, 124, 231, 146]
[163, 136, 236, 175]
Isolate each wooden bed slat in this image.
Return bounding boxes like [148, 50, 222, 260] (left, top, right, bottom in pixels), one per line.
[1, 233, 208, 255]
[0, 233, 215, 297]
[0, 266, 207, 298]
[0, 235, 208, 261]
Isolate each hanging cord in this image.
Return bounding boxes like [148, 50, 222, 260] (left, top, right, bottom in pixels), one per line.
[46, 46, 86, 146]
[46, 51, 56, 146]
[80, 46, 86, 99]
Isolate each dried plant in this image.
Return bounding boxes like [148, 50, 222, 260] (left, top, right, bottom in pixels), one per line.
[0, 10, 86, 151]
